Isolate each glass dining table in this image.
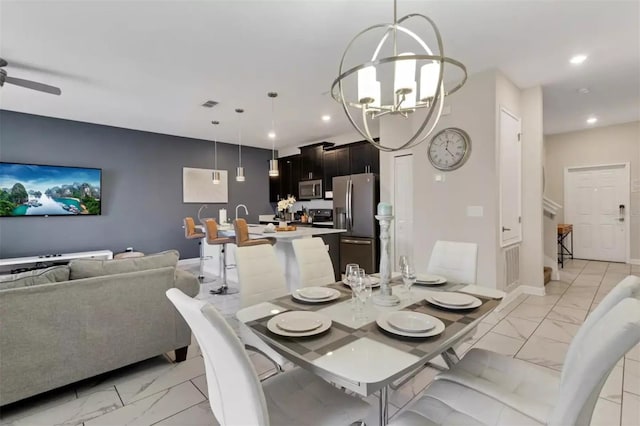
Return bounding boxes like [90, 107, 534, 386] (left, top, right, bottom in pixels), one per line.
[236, 277, 504, 426]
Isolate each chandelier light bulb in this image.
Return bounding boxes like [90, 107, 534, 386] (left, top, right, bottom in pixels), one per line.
[420, 62, 439, 101]
[358, 66, 379, 104]
[394, 52, 416, 95]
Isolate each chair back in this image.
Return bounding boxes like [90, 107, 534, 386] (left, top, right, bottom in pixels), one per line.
[204, 219, 220, 244]
[292, 238, 335, 288]
[236, 244, 288, 307]
[562, 274, 640, 383]
[549, 298, 640, 426]
[165, 289, 269, 426]
[234, 218, 250, 245]
[427, 240, 478, 284]
[183, 217, 201, 239]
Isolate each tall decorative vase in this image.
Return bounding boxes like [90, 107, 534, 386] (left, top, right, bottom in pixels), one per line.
[373, 214, 401, 306]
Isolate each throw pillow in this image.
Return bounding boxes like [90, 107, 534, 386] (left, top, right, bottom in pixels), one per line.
[0, 266, 70, 290]
[68, 250, 180, 280]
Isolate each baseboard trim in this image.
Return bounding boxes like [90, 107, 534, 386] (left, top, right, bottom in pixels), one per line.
[629, 259, 640, 266]
[520, 285, 546, 297]
[495, 286, 524, 312]
[178, 258, 200, 266]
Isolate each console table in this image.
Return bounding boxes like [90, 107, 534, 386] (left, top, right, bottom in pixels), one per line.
[557, 224, 573, 268]
[0, 250, 113, 274]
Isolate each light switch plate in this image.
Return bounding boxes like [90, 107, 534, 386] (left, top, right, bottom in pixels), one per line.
[467, 206, 483, 217]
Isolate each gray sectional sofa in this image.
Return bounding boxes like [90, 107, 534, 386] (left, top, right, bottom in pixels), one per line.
[0, 250, 199, 406]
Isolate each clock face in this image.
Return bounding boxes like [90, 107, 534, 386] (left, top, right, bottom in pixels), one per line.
[427, 128, 471, 171]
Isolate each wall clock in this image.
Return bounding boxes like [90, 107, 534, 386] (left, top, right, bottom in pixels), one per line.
[427, 127, 472, 171]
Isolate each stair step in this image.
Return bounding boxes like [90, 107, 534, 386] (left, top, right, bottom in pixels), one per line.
[543, 267, 552, 285]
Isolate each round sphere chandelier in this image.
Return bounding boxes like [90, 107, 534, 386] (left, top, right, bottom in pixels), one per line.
[331, 0, 468, 152]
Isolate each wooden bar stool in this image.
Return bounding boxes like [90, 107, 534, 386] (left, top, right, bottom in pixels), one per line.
[557, 223, 574, 268]
[204, 219, 238, 295]
[183, 217, 206, 279]
[234, 219, 276, 247]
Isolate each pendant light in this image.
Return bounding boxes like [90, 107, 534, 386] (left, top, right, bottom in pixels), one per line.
[235, 108, 245, 182]
[331, 0, 467, 152]
[211, 120, 221, 184]
[268, 92, 279, 177]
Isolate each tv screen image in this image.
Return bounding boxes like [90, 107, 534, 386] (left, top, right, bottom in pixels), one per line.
[0, 163, 101, 217]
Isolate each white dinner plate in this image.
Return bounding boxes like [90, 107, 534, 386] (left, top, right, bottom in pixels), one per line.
[432, 292, 476, 306]
[426, 294, 482, 310]
[415, 274, 447, 286]
[292, 287, 341, 303]
[386, 311, 435, 333]
[267, 312, 332, 337]
[376, 311, 445, 338]
[296, 287, 336, 300]
[341, 276, 380, 288]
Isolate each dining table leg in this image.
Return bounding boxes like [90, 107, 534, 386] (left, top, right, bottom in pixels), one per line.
[441, 347, 461, 368]
[379, 385, 389, 426]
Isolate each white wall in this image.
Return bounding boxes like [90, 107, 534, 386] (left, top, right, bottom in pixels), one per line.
[519, 86, 545, 292]
[545, 121, 640, 260]
[495, 71, 522, 289]
[381, 69, 500, 288]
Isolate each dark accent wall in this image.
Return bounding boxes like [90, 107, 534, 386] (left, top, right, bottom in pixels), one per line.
[0, 110, 275, 259]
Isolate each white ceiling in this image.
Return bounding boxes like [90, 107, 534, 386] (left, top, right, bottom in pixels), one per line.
[0, 0, 638, 149]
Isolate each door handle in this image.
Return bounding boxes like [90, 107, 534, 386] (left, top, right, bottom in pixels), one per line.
[619, 204, 625, 222]
[342, 239, 372, 245]
[502, 227, 511, 232]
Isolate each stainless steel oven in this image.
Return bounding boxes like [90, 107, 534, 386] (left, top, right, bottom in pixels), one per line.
[298, 179, 323, 200]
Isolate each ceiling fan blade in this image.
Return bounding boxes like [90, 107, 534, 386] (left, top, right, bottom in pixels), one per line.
[5, 76, 61, 95]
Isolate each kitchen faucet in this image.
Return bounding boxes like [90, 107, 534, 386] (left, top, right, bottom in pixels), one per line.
[235, 204, 249, 221]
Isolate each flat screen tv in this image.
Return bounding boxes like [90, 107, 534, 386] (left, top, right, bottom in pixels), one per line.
[0, 162, 102, 217]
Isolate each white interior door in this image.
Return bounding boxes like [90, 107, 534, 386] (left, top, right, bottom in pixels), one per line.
[499, 108, 522, 246]
[394, 154, 413, 269]
[565, 164, 629, 262]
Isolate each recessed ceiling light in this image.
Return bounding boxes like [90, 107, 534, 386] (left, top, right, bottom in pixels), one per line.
[586, 117, 598, 124]
[570, 54, 587, 65]
[577, 87, 590, 94]
[268, 131, 276, 139]
[322, 115, 331, 122]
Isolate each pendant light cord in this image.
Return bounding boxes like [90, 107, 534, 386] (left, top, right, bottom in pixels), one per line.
[237, 110, 243, 167]
[271, 97, 276, 160]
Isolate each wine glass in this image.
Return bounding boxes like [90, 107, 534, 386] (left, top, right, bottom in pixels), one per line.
[401, 258, 417, 299]
[345, 263, 360, 304]
[399, 255, 409, 272]
[357, 268, 372, 304]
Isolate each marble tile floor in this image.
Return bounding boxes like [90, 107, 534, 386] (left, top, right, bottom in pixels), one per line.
[1, 259, 638, 425]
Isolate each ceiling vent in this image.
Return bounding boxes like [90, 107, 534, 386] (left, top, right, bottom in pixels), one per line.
[201, 100, 219, 108]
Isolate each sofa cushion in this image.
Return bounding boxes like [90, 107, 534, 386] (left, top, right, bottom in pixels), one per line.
[0, 266, 70, 290]
[69, 250, 179, 279]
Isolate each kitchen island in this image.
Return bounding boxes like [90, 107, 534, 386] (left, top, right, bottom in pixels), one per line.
[201, 224, 346, 292]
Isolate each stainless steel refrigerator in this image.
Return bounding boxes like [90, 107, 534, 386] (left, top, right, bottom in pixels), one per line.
[333, 173, 379, 273]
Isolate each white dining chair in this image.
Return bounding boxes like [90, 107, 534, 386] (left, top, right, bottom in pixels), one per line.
[390, 297, 640, 426]
[433, 274, 640, 418]
[292, 237, 335, 288]
[427, 240, 478, 284]
[166, 288, 371, 426]
[235, 244, 290, 370]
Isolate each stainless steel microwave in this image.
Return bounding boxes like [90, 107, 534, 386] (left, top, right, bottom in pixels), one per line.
[298, 179, 323, 200]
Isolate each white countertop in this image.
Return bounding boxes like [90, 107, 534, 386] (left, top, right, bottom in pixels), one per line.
[217, 224, 346, 240]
